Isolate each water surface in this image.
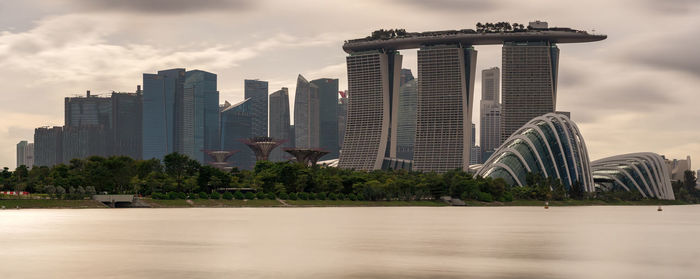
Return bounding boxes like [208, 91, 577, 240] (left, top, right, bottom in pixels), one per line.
[1, 206, 698, 278]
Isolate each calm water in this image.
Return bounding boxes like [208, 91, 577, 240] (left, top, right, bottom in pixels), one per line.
[1, 206, 699, 278]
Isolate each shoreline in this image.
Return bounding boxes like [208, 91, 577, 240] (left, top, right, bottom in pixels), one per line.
[0, 198, 691, 209]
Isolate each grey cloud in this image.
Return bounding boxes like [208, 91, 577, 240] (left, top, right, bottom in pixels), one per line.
[644, 0, 699, 14]
[623, 29, 700, 78]
[64, 0, 256, 13]
[561, 80, 675, 124]
[397, 0, 498, 11]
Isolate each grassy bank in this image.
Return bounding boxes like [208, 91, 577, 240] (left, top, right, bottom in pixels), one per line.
[144, 198, 284, 208]
[0, 199, 106, 209]
[467, 199, 688, 206]
[285, 200, 448, 207]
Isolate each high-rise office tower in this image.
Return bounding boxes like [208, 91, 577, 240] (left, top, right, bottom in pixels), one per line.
[34, 126, 63, 167]
[142, 68, 185, 160]
[62, 125, 107, 162]
[64, 90, 113, 161]
[269, 88, 291, 161]
[220, 99, 254, 170]
[470, 123, 481, 164]
[112, 88, 142, 159]
[396, 75, 417, 160]
[480, 67, 501, 162]
[294, 75, 320, 149]
[16, 141, 34, 168]
[399, 68, 414, 88]
[501, 42, 559, 142]
[412, 46, 477, 173]
[185, 70, 219, 162]
[244, 79, 268, 137]
[338, 50, 402, 170]
[337, 91, 347, 150]
[310, 78, 339, 159]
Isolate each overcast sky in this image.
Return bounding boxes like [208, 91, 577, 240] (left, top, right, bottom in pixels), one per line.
[0, 0, 698, 169]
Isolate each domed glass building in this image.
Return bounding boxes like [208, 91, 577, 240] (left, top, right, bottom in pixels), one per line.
[591, 152, 675, 200]
[476, 113, 593, 191]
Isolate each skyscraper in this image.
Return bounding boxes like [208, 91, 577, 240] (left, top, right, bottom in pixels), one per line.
[185, 70, 219, 162]
[501, 41, 559, 142]
[480, 67, 501, 162]
[412, 45, 477, 173]
[244, 79, 268, 137]
[338, 50, 402, 170]
[470, 123, 481, 165]
[337, 91, 348, 150]
[16, 141, 34, 168]
[220, 99, 254, 170]
[310, 78, 339, 159]
[142, 68, 185, 160]
[294, 75, 320, 149]
[62, 125, 107, 162]
[34, 126, 62, 167]
[112, 89, 142, 159]
[396, 75, 417, 160]
[269, 88, 291, 161]
[64, 90, 112, 160]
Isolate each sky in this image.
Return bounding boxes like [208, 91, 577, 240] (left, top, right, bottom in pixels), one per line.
[0, 0, 698, 169]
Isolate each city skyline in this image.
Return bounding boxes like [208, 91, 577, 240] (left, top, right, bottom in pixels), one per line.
[0, 1, 699, 168]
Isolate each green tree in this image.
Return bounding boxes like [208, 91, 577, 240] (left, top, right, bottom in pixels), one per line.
[164, 153, 200, 191]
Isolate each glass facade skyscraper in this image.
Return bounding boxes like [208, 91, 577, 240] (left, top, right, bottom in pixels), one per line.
[16, 141, 34, 168]
[480, 67, 501, 163]
[220, 99, 254, 170]
[294, 75, 320, 149]
[185, 70, 219, 162]
[112, 91, 142, 159]
[142, 69, 185, 160]
[244, 79, 268, 137]
[64, 91, 113, 161]
[310, 78, 339, 159]
[269, 88, 291, 162]
[34, 126, 63, 167]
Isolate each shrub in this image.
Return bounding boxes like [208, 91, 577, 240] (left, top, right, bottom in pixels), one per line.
[151, 192, 164, 199]
[256, 192, 266, 200]
[177, 192, 188, 200]
[348, 193, 357, 201]
[234, 191, 245, 200]
[266, 193, 276, 200]
[328, 193, 337, 200]
[223, 192, 234, 200]
[356, 193, 365, 201]
[210, 191, 221, 200]
[167, 192, 178, 200]
[288, 193, 298, 200]
[337, 193, 346, 200]
[279, 192, 289, 200]
[198, 192, 209, 199]
[244, 192, 256, 200]
[307, 192, 315, 200]
[316, 192, 327, 200]
[298, 192, 308, 200]
[476, 191, 493, 202]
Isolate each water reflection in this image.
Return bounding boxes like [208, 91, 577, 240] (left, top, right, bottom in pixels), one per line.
[0, 206, 698, 279]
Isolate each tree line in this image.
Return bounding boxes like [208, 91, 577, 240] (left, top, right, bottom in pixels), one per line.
[1, 153, 697, 202]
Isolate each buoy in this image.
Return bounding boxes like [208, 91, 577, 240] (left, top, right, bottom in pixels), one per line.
[544, 201, 549, 209]
[657, 206, 662, 212]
